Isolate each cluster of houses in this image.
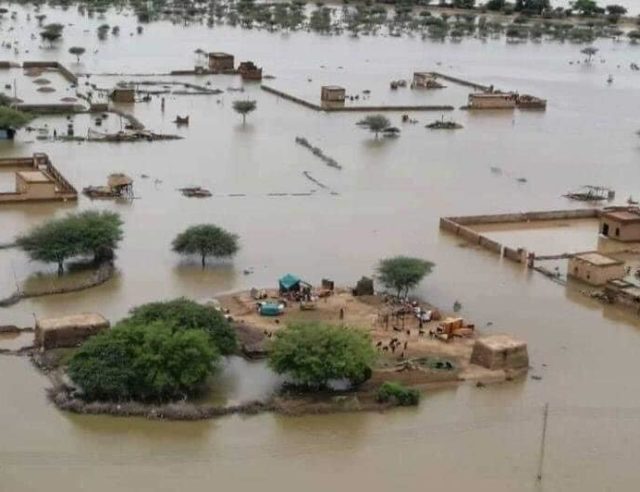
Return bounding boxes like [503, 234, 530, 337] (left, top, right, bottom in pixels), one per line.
[206, 52, 262, 80]
[567, 208, 640, 308]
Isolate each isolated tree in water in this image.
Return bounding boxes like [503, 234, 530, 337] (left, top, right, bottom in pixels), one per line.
[15, 210, 123, 276]
[357, 114, 391, 139]
[377, 256, 435, 298]
[68, 46, 86, 63]
[172, 224, 239, 268]
[581, 46, 598, 63]
[232, 100, 257, 125]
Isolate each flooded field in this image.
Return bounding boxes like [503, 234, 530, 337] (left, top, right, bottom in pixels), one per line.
[2, 3, 640, 491]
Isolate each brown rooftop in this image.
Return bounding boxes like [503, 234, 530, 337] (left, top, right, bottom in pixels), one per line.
[37, 313, 109, 331]
[573, 252, 623, 267]
[602, 209, 640, 223]
[17, 170, 52, 183]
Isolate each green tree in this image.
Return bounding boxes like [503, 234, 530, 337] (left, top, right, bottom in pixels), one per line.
[269, 322, 376, 388]
[571, 0, 599, 15]
[40, 30, 61, 46]
[357, 114, 391, 139]
[515, 0, 550, 13]
[172, 224, 239, 269]
[68, 321, 218, 401]
[485, 0, 506, 11]
[72, 210, 123, 261]
[68, 46, 86, 63]
[232, 100, 257, 124]
[606, 4, 627, 14]
[376, 381, 420, 406]
[0, 106, 31, 129]
[126, 298, 237, 355]
[377, 256, 435, 298]
[15, 210, 123, 275]
[581, 45, 598, 62]
[16, 218, 83, 276]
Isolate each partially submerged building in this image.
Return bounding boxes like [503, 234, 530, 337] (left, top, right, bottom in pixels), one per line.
[600, 208, 640, 242]
[468, 92, 517, 109]
[321, 86, 346, 103]
[238, 61, 262, 81]
[470, 335, 529, 371]
[0, 153, 77, 203]
[35, 313, 110, 350]
[412, 72, 445, 89]
[568, 252, 625, 286]
[208, 52, 235, 72]
[110, 88, 135, 103]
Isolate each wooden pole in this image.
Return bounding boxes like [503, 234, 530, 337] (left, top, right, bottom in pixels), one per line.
[537, 402, 549, 483]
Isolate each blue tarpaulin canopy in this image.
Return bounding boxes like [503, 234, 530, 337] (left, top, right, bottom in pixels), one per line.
[279, 273, 301, 292]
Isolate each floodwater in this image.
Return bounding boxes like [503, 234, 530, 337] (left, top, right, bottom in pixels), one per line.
[1, 4, 640, 491]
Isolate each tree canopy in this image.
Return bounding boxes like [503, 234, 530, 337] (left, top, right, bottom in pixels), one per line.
[126, 298, 237, 355]
[571, 0, 601, 15]
[172, 224, 239, 268]
[68, 321, 218, 401]
[268, 322, 376, 388]
[0, 106, 31, 129]
[377, 256, 435, 298]
[69, 46, 86, 62]
[15, 210, 123, 275]
[232, 100, 257, 124]
[357, 114, 391, 139]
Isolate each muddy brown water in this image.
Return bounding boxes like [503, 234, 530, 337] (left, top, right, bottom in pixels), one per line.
[2, 5, 640, 491]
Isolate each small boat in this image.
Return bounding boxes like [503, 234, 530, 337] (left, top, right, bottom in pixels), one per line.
[607, 74, 613, 84]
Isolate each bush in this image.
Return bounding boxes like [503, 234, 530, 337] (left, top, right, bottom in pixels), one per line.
[269, 322, 376, 388]
[126, 298, 237, 355]
[376, 381, 420, 406]
[68, 321, 218, 401]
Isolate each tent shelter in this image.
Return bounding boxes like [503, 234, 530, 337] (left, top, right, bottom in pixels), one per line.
[279, 274, 302, 293]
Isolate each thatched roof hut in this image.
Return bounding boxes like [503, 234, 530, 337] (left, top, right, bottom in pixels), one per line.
[35, 313, 110, 349]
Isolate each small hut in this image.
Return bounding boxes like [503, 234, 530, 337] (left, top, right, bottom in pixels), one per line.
[208, 52, 235, 72]
[470, 335, 529, 371]
[107, 173, 133, 197]
[321, 86, 346, 102]
[110, 88, 135, 103]
[238, 61, 262, 81]
[35, 313, 110, 350]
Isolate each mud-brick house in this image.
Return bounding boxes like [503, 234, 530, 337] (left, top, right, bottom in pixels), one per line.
[599, 209, 640, 242]
[320, 86, 346, 103]
[208, 52, 235, 72]
[467, 92, 516, 109]
[35, 313, 110, 349]
[568, 252, 625, 286]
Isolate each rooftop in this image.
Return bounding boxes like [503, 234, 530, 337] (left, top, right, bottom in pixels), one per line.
[322, 86, 345, 91]
[37, 313, 109, 331]
[602, 209, 640, 223]
[209, 52, 233, 58]
[573, 252, 623, 267]
[475, 334, 526, 351]
[17, 170, 52, 184]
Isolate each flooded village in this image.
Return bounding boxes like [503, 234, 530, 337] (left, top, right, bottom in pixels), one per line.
[1, 0, 640, 490]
